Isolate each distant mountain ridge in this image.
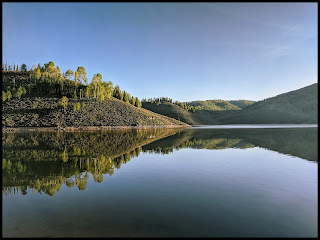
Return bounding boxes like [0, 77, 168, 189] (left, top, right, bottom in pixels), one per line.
[143, 83, 317, 125]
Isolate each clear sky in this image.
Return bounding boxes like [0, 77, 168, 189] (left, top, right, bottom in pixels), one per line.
[2, 2, 317, 102]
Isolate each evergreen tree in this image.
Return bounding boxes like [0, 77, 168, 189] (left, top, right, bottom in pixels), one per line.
[135, 97, 142, 108]
[123, 91, 129, 103]
[131, 96, 136, 106]
[21, 64, 27, 72]
[113, 85, 123, 100]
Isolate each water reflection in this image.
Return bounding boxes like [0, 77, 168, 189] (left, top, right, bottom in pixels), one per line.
[2, 127, 317, 197]
[143, 128, 318, 162]
[2, 128, 178, 196]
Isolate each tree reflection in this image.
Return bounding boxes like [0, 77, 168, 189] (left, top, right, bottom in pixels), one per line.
[2, 129, 178, 196]
[2, 127, 317, 197]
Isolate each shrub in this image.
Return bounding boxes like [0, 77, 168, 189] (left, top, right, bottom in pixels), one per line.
[2, 91, 7, 102]
[58, 96, 68, 111]
[73, 102, 81, 111]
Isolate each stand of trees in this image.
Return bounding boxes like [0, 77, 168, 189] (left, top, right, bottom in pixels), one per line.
[113, 85, 142, 107]
[2, 61, 142, 108]
[141, 97, 198, 112]
[2, 62, 25, 72]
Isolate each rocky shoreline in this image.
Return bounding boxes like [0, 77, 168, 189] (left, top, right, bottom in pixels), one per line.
[2, 124, 190, 133]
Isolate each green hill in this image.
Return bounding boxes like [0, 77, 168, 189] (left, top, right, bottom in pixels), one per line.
[218, 83, 318, 124]
[187, 99, 255, 111]
[142, 99, 255, 125]
[228, 100, 256, 109]
[142, 101, 201, 125]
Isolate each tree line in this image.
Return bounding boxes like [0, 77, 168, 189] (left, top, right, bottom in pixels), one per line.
[2, 61, 142, 108]
[141, 97, 199, 112]
[2, 62, 27, 72]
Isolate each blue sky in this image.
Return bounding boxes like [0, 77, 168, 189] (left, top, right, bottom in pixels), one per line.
[2, 3, 317, 102]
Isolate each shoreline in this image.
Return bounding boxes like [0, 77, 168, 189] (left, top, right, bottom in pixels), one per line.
[2, 125, 190, 133]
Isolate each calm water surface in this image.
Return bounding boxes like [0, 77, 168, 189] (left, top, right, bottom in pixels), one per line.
[2, 126, 318, 237]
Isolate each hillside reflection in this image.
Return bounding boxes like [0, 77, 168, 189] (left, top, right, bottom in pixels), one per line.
[2, 129, 178, 197]
[143, 128, 318, 162]
[2, 127, 317, 196]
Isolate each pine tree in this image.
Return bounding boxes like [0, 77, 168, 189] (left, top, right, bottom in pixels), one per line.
[131, 96, 136, 106]
[135, 97, 142, 108]
[21, 64, 27, 72]
[123, 91, 129, 103]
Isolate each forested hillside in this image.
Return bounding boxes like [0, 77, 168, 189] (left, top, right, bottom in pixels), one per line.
[187, 99, 255, 111]
[2, 62, 316, 127]
[2, 62, 188, 129]
[142, 98, 254, 125]
[142, 102, 201, 125]
[142, 84, 317, 125]
[218, 83, 318, 124]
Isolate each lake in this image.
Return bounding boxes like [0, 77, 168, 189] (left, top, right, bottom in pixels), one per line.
[2, 126, 318, 237]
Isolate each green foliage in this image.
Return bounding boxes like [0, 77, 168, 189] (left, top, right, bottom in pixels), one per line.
[113, 85, 123, 101]
[135, 97, 142, 108]
[2, 91, 7, 102]
[131, 96, 136, 106]
[6, 90, 12, 100]
[65, 69, 74, 80]
[3, 62, 144, 120]
[76, 67, 88, 85]
[91, 73, 110, 101]
[73, 102, 81, 111]
[14, 86, 27, 99]
[75, 71, 79, 82]
[58, 96, 68, 111]
[123, 91, 129, 103]
[142, 101, 200, 125]
[34, 67, 41, 80]
[21, 64, 27, 72]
